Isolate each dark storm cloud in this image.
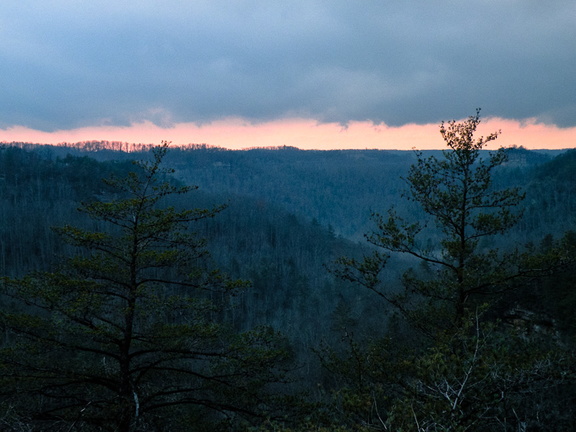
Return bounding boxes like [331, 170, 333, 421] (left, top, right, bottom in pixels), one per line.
[1, 0, 575, 131]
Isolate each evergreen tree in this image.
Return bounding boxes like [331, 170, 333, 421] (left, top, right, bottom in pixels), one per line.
[328, 111, 573, 431]
[336, 109, 536, 332]
[0, 143, 290, 431]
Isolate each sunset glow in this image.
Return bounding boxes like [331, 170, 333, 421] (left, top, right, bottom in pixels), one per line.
[2, 2, 575, 152]
[1, 118, 574, 151]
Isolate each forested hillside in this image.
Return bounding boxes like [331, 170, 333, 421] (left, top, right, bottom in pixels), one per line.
[1, 135, 575, 431]
[0, 144, 363, 362]
[3, 141, 569, 242]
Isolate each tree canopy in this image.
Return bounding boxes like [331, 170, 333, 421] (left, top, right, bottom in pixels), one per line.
[0, 143, 290, 431]
[328, 110, 575, 431]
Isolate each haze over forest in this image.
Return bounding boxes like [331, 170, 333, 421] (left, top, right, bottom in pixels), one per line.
[1, 128, 576, 430]
[2, 0, 576, 428]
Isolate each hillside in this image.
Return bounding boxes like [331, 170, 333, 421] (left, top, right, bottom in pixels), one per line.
[1, 142, 576, 430]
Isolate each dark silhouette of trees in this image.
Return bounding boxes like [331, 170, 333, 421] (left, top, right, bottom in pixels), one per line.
[328, 110, 574, 431]
[1, 133, 575, 431]
[0, 143, 290, 431]
[334, 110, 572, 333]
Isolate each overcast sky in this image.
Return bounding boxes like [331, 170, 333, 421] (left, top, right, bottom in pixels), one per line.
[1, 1, 575, 149]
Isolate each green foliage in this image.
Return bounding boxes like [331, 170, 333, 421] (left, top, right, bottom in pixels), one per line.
[383, 313, 571, 431]
[339, 110, 559, 330]
[2, 137, 576, 430]
[326, 111, 576, 431]
[536, 148, 576, 184]
[0, 143, 290, 431]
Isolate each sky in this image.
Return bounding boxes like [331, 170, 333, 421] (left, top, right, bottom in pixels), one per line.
[1, 1, 575, 150]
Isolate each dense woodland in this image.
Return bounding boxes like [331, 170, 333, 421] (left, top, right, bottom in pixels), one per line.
[1, 115, 576, 431]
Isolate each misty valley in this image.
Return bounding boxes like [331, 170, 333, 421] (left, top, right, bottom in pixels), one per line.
[1, 124, 576, 430]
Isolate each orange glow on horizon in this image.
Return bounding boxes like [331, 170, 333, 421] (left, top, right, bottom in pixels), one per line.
[1, 117, 575, 151]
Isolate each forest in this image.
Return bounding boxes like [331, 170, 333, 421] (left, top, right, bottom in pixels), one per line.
[1, 113, 576, 431]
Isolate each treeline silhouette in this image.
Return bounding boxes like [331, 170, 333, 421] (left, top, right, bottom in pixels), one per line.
[0, 139, 575, 430]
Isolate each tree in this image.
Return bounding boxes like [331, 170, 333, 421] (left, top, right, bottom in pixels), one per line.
[328, 111, 574, 430]
[336, 109, 556, 333]
[0, 143, 290, 431]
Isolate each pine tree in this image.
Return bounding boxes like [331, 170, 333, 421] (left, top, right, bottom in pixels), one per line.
[335, 109, 559, 333]
[328, 111, 573, 431]
[0, 143, 290, 431]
